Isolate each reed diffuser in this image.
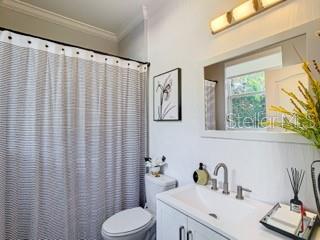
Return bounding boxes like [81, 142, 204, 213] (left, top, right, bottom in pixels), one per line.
[287, 168, 305, 213]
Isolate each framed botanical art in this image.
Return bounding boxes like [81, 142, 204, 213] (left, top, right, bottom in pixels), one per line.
[153, 68, 181, 121]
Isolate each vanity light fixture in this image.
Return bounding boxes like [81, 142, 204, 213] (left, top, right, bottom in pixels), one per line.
[210, 13, 232, 33]
[210, 0, 286, 34]
[260, 0, 285, 8]
[232, 0, 257, 22]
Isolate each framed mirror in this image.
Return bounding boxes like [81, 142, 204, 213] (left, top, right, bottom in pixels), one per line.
[201, 19, 320, 143]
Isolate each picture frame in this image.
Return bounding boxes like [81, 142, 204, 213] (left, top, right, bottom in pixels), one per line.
[153, 68, 181, 121]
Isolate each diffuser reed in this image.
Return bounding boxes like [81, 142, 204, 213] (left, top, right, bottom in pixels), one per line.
[287, 168, 305, 212]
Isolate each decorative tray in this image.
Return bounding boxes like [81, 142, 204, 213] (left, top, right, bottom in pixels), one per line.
[260, 203, 318, 240]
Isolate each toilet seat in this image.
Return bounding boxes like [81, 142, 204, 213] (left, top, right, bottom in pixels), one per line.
[102, 207, 153, 237]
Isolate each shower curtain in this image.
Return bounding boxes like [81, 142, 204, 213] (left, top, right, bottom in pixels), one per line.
[0, 30, 148, 240]
[204, 80, 216, 130]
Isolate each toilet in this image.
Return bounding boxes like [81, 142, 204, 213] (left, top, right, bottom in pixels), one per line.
[101, 174, 177, 240]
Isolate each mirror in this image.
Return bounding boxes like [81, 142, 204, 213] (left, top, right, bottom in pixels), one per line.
[203, 35, 307, 131]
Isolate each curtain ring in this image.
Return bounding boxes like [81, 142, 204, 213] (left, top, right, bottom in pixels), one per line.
[45, 44, 49, 48]
[8, 36, 12, 40]
[62, 48, 65, 51]
[91, 55, 94, 58]
[28, 40, 31, 44]
[76, 51, 79, 55]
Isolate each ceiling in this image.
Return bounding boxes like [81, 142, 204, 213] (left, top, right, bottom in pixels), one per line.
[16, 0, 159, 40]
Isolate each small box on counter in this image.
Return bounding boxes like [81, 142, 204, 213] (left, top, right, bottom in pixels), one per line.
[260, 203, 318, 240]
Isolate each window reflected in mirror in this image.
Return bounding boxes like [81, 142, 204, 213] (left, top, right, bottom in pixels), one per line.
[204, 34, 307, 131]
[226, 71, 266, 129]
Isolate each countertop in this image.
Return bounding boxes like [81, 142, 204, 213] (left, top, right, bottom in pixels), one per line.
[157, 184, 320, 240]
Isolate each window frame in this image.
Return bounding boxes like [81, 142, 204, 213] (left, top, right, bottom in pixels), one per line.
[225, 70, 267, 130]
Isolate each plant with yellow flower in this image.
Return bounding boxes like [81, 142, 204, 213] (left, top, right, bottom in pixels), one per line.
[269, 60, 320, 148]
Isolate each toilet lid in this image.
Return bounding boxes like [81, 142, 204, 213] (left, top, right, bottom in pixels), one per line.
[102, 207, 153, 236]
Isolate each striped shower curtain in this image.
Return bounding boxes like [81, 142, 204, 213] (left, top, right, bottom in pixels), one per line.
[204, 80, 216, 130]
[0, 30, 148, 240]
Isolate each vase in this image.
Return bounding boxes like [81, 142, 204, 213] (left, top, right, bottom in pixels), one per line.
[290, 194, 302, 212]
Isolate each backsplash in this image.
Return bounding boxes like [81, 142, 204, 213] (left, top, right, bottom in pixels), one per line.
[152, 132, 319, 211]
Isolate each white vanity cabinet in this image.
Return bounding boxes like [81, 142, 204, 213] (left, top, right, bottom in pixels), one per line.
[187, 217, 228, 240]
[157, 200, 228, 240]
[157, 200, 188, 240]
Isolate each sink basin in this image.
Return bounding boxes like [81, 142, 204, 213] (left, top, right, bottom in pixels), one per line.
[156, 184, 283, 240]
[170, 184, 255, 224]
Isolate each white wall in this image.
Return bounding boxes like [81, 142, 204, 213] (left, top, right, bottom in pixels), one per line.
[119, 22, 147, 62]
[147, 0, 320, 210]
[0, 6, 118, 54]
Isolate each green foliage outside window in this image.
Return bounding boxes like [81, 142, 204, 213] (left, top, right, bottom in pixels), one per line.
[228, 71, 266, 129]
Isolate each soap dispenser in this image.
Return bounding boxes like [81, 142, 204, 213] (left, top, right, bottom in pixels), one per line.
[193, 163, 209, 185]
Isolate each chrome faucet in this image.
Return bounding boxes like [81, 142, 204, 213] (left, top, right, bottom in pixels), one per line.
[213, 163, 229, 195]
[236, 185, 252, 200]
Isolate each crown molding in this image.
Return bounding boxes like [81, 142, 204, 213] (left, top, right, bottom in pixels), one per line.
[0, 0, 118, 42]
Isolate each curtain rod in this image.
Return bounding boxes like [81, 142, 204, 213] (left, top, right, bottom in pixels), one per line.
[0, 26, 150, 67]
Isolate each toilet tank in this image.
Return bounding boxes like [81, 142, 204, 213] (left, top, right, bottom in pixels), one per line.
[145, 174, 176, 215]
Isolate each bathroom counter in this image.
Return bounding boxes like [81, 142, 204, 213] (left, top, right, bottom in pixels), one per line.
[157, 184, 319, 240]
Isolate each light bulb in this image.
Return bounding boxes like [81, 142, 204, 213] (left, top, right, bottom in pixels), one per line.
[232, 0, 257, 22]
[260, 0, 284, 8]
[210, 13, 231, 33]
